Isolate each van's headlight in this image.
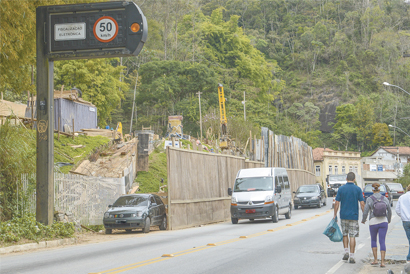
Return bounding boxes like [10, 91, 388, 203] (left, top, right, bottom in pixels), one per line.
[231, 196, 238, 205]
[104, 213, 112, 218]
[264, 195, 274, 204]
[294, 197, 299, 201]
[136, 211, 143, 217]
[311, 196, 320, 200]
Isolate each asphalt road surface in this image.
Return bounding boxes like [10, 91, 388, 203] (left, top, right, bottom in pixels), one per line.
[1, 198, 402, 274]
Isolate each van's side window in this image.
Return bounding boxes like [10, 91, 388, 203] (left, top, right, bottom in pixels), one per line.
[283, 176, 290, 190]
[278, 176, 284, 188]
[275, 176, 280, 188]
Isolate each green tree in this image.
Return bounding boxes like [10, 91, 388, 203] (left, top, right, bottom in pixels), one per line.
[0, 0, 101, 95]
[1, 0, 39, 94]
[54, 59, 128, 126]
[398, 164, 410, 189]
[372, 123, 393, 147]
[0, 120, 36, 220]
[354, 96, 375, 150]
[332, 104, 356, 150]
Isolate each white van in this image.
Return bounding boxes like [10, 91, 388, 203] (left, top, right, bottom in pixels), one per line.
[228, 167, 292, 224]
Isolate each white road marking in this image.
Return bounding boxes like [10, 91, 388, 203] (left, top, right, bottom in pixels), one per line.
[325, 260, 344, 274]
[326, 243, 366, 273]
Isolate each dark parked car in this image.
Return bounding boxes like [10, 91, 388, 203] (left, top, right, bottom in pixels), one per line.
[386, 183, 405, 199]
[103, 194, 167, 234]
[362, 184, 393, 207]
[293, 184, 326, 209]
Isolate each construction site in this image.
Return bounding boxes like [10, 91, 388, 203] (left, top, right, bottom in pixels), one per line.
[3, 83, 316, 229]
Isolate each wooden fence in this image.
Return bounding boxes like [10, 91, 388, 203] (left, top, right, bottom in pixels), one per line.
[262, 129, 314, 173]
[166, 147, 315, 230]
[167, 147, 263, 230]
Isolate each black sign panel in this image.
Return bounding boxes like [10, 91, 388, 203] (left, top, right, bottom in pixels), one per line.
[41, 1, 147, 60]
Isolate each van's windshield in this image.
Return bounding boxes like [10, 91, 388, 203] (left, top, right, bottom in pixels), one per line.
[234, 177, 273, 192]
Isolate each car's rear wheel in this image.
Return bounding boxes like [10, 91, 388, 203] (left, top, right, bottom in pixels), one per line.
[272, 206, 279, 223]
[285, 206, 291, 219]
[231, 217, 238, 224]
[142, 217, 151, 233]
[294, 205, 298, 210]
[159, 215, 167, 230]
[323, 199, 327, 206]
[105, 228, 112, 234]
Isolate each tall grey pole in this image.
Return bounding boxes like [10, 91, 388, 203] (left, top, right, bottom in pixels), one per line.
[36, 6, 54, 225]
[243, 91, 246, 121]
[196, 91, 202, 141]
[130, 70, 139, 134]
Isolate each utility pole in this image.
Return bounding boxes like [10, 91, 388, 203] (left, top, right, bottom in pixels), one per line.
[130, 70, 139, 134]
[242, 91, 246, 121]
[196, 91, 202, 141]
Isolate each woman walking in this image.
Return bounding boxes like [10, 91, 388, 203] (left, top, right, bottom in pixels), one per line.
[362, 183, 392, 267]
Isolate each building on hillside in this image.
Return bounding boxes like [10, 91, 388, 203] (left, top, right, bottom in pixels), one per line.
[313, 148, 362, 187]
[27, 88, 97, 132]
[361, 146, 410, 184]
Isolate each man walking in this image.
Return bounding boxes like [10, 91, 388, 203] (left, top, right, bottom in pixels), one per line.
[333, 172, 365, 263]
[395, 184, 410, 262]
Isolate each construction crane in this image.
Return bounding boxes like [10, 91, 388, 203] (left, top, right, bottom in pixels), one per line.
[218, 84, 229, 150]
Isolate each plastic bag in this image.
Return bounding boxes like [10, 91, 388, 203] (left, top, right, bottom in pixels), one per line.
[323, 217, 343, 242]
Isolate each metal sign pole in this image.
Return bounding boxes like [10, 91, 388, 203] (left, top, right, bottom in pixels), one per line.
[35, 1, 147, 225]
[36, 6, 54, 225]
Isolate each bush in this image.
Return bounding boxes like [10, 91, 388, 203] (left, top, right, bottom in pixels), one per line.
[0, 213, 75, 243]
[0, 119, 36, 221]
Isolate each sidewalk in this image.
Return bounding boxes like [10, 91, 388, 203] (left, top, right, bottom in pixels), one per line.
[360, 219, 409, 274]
[0, 238, 77, 255]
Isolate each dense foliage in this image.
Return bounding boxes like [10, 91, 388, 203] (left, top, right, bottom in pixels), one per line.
[2, 0, 410, 151]
[136, 147, 168, 193]
[0, 120, 36, 220]
[0, 214, 75, 243]
[0, 118, 110, 221]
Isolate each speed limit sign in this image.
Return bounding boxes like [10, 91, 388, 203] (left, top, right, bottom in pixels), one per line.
[93, 16, 119, 42]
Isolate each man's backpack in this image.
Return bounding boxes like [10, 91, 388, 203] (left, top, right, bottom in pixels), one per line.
[370, 195, 387, 217]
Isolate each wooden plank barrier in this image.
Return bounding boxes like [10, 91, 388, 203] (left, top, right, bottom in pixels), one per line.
[166, 146, 315, 230]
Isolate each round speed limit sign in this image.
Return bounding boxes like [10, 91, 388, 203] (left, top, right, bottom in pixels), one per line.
[93, 16, 119, 43]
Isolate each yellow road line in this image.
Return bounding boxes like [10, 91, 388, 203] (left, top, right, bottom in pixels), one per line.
[95, 257, 167, 274]
[91, 211, 331, 274]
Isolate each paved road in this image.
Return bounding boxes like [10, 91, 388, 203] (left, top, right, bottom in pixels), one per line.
[1, 198, 405, 274]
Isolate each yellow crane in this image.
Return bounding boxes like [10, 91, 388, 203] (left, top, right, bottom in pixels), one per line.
[218, 84, 229, 149]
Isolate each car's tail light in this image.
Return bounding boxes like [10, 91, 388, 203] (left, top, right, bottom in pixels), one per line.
[363, 192, 365, 199]
[385, 193, 389, 198]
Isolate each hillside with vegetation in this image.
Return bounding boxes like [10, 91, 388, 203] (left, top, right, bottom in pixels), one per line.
[2, 0, 410, 152]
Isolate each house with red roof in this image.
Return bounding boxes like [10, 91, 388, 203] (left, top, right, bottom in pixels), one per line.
[361, 146, 410, 184]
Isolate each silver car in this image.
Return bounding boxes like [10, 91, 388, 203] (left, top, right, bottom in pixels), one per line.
[386, 183, 405, 199]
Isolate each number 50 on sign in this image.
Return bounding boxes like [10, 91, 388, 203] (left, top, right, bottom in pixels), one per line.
[93, 16, 118, 42]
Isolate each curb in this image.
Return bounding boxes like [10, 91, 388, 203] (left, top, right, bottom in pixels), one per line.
[0, 238, 77, 255]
